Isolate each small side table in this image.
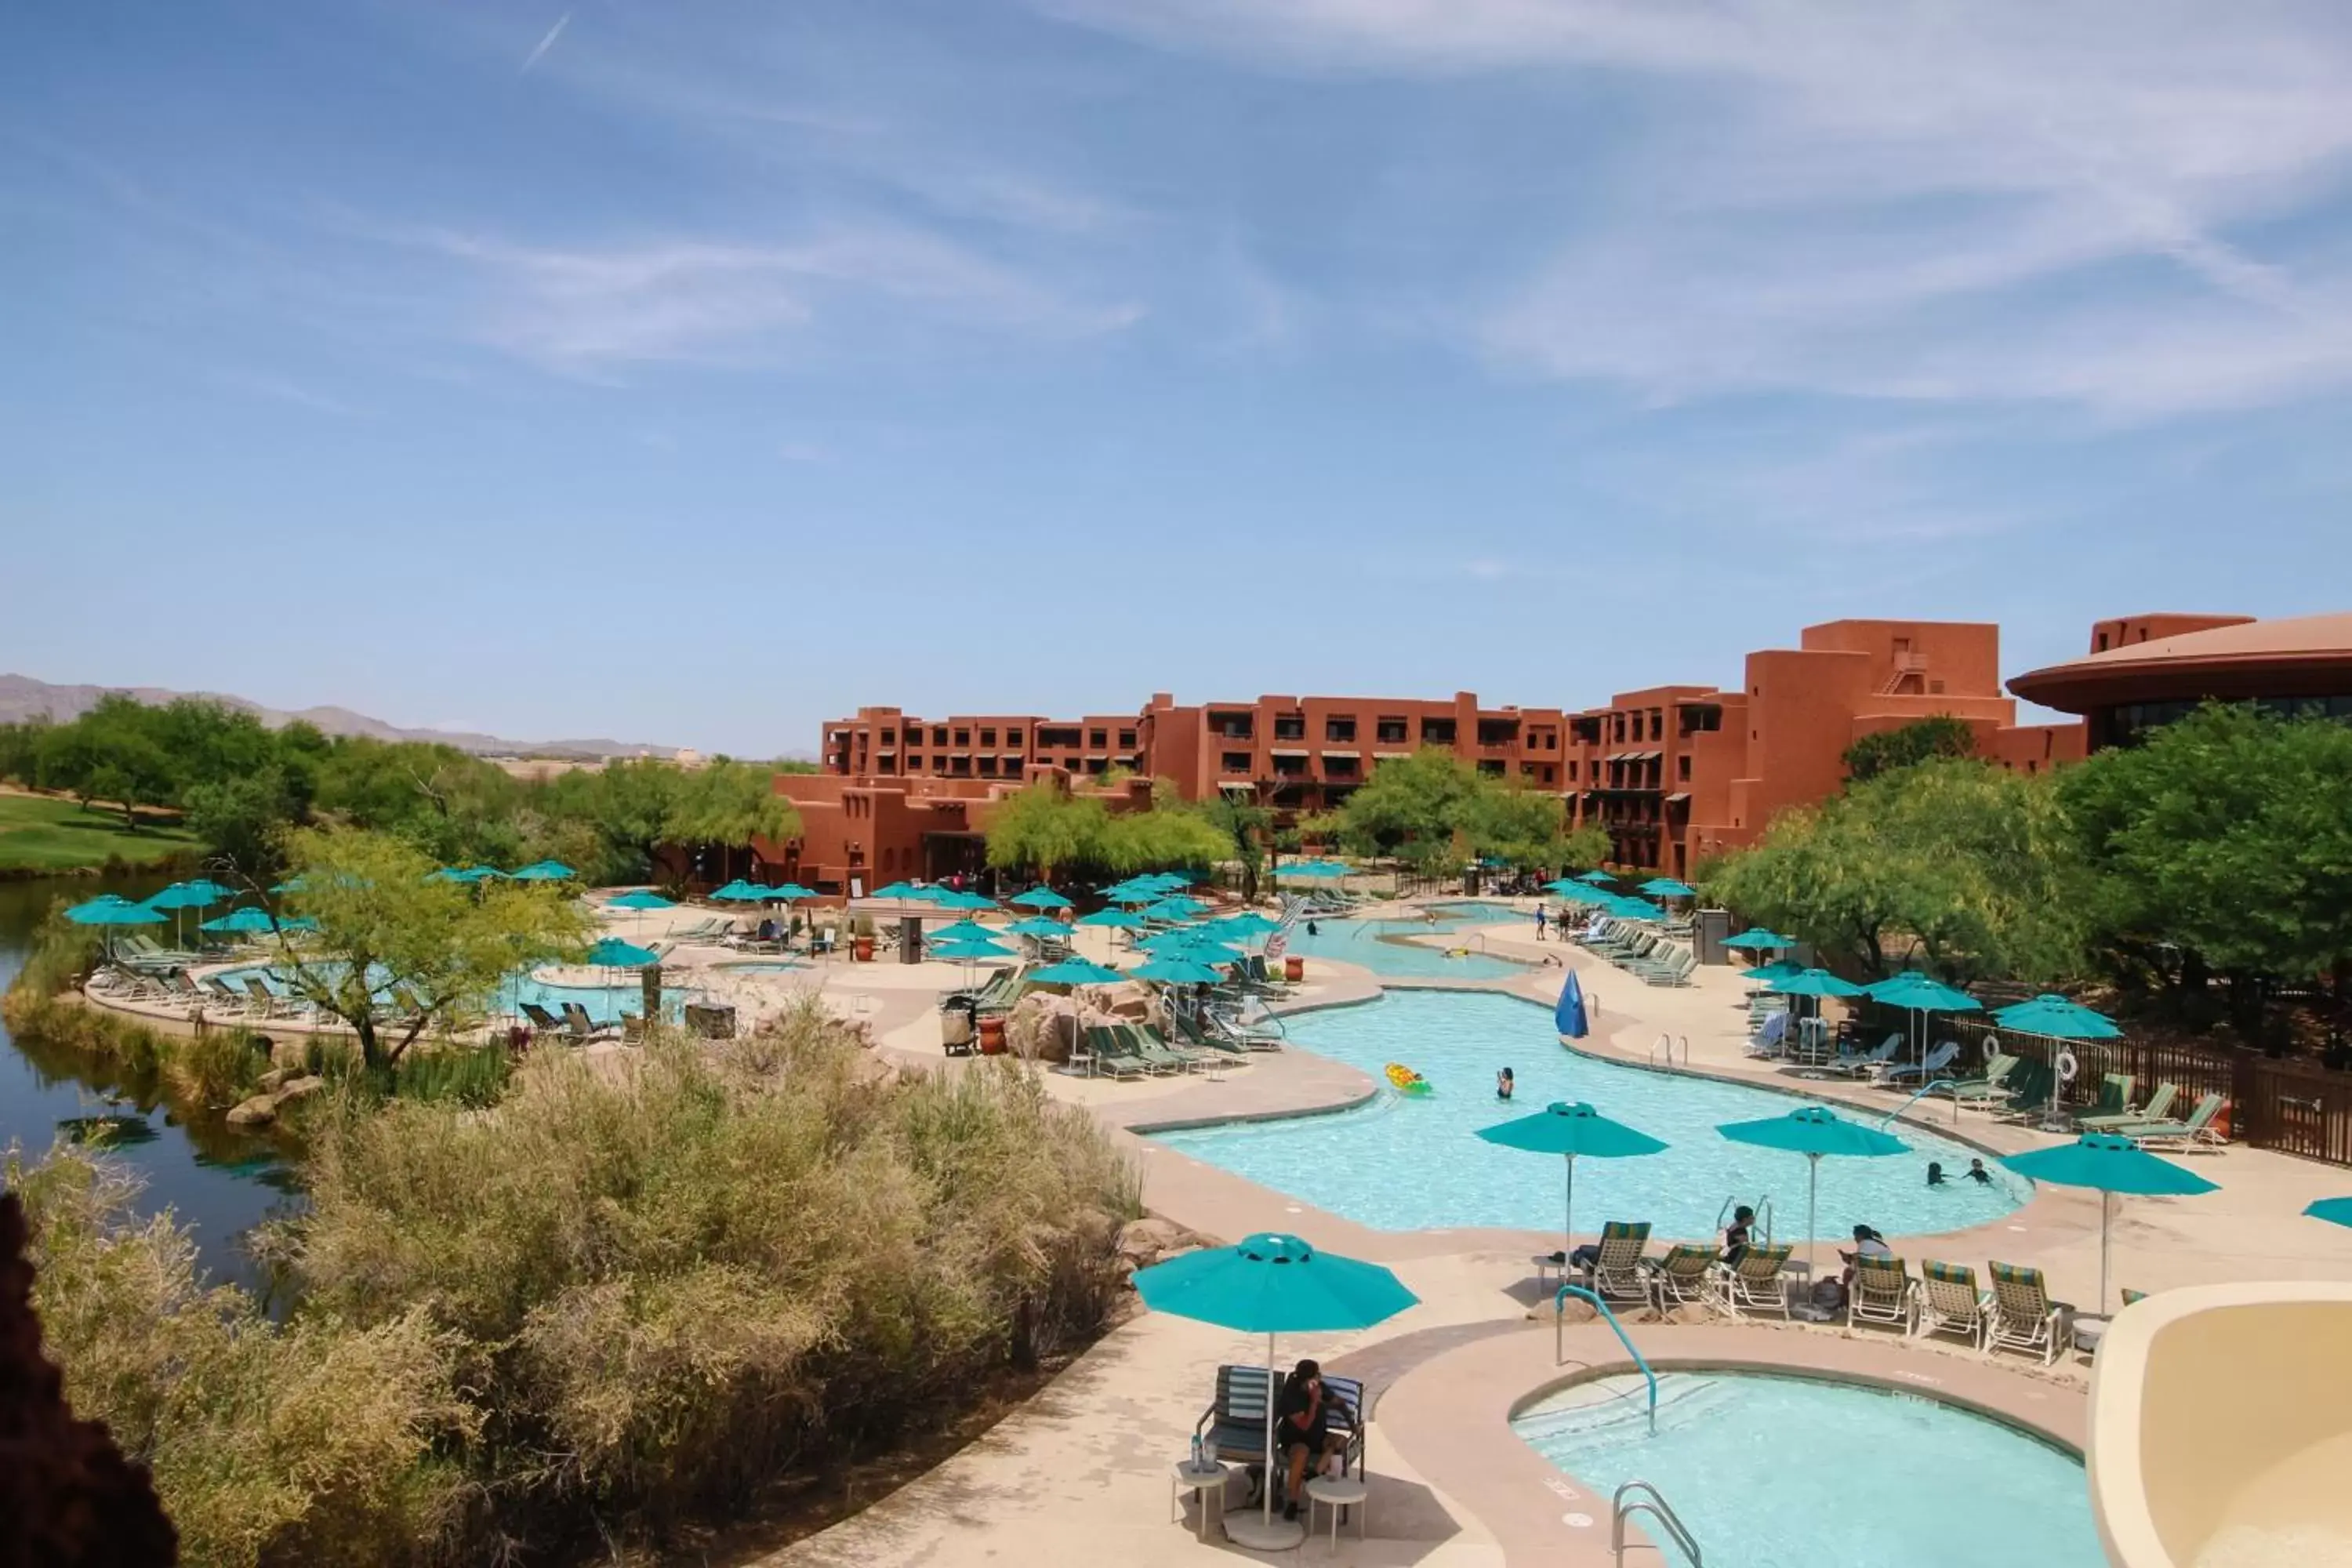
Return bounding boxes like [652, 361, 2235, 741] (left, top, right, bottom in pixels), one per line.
[1171, 1458, 1231, 1542]
[1305, 1473, 1368, 1555]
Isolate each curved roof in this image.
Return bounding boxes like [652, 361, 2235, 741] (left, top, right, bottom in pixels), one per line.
[2010, 612, 2352, 713]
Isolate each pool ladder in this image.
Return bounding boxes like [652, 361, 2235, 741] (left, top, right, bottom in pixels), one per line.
[1714, 1193, 1774, 1250]
[1612, 1479, 1704, 1565]
[1552, 1286, 1657, 1435]
[1881, 1077, 1962, 1127]
[1648, 1033, 1688, 1068]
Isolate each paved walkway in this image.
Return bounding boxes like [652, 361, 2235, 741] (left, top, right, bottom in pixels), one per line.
[757, 908, 2352, 1568]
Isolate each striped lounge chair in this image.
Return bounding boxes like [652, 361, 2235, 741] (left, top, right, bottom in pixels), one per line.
[1985, 1261, 2074, 1364]
[1645, 1243, 1720, 1312]
[1708, 1243, 1795, 1318]
[1847, 1254, 1915, 1332]
[1915, 1261, 1991, 1348]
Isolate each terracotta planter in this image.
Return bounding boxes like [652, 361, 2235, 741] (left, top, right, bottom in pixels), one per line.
[1284, 956, 1305, 983]
[852, 936, 875, 963]
[978, 1016, 1007, 1055]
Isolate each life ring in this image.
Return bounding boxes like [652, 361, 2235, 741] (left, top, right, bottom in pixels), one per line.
[1385, 1062, 1432, 1097]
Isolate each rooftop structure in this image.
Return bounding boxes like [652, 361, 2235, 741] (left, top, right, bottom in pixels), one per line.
[2009, 612, 2352, 749]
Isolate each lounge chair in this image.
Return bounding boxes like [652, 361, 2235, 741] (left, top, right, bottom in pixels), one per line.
[1991, 1060, 2057, 1123]
[1747, 1011, 1791, 1059]
[1831, 1033, 1903, 1078]
[521, 1002, 567, 1036]
[241, 976, 291, 1018]
[1195, 1364, 1367, 1505]
[2081, 1081, 2177, 1132]
[1985, 1261, 2073, 1364]
[1708, 1243, 1795, 1318]
[1083, 1025, 1156, 1080]
[2125, 1094, 2227, 1152]
[1947, 1054, 2020, 1105]
[1915, 1261, 1992, 1348]
[560, 1001, 619, 1042]
[1582, 1221, 1653, 1305]
[2074, 1073, 2136, 1127]
[1126, 1023, 1209, 1074]
[1848, 1254, 1915, 1332]
[1645, 1243, 1720, 1312]
[1880, 1040, 1960, 1084]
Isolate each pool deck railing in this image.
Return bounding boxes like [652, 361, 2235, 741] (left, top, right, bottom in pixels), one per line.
[1555, 1283, 1658, 1434]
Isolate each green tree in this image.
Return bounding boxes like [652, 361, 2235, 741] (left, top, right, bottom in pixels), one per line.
[269, 828, 593, 1070]
[982, 784, 1109, 884]
[1326, 748, 1481, 873]
[2059, 704, 2352, 1022]
[1192, 791, 1272, 901]
[664, 758, 803, 850]
[1099, 801, 1229, 873]
[1842, 715, 1978, 784]
[184, 768, 305, 877]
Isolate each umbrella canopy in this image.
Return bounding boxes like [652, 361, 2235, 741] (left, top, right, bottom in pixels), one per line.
[931, 935, 1014, 961]
[199, 906, 280, 935]
[605, 890, 676, 911]
[1639, 877, 1697, 898]
[428, 865, 508, 884]
[1204, 911, 1281, 938]
[1132, 1232, 1417, 1548]
[1141, 897, 1210, 922]
[1145, 936, 1245, 966]
[510, 860, 575, 881]
[1577, 869, 1616, 884]
[1028, 956, 1126, 986]
[765, 882, 818, 902]
[276, 915, 321, 932]
[1769, 967, 1869, 1000]
[2003, 1134, 2217, 1311]
[925, 918, 1003, 944]
[1132, 956, 1229, 985]
[1866, 971, 1984, 1073]
[147, 880, 235, 910]
[2303, 1198, 2352, 1229]
[1717, 1107, 1909, 1276]
[710, 880, 766, 902]
[1009, 887, 1073, 910]
[1741, 960, 1806, 983]
[1478, 1101, 1668, 1258]
[1992, 993, 2122, 1040]
[67, 897, 163, 926]
[1554, 970, 1588, 1039]
[584, 937, 659, 967]
[1077, 908, 1146, 930]
[1004, 916, 1072, 940]
[935, 889, 997, 910]
[1722, 927, 1792, 952]
[1606, 896, 1668, 922]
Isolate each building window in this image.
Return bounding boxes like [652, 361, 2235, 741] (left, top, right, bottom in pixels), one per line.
[1006, 728, 1023, 747]
[1118, 728, 1136, 749]
[953, 728, 970, 747]
[907, 755, 923, 770]
[1421, 718, 1457, 745]
[1375, 717, 1409, 744]
[978, 728, 996, 746]
[1567, 760, 1579, 781]
[879, 728, 895, 744]
[1477, 719, 1519, 746]
[1678, 755, 1692, 781]
[1086, 757, 1108, 774]
[1476, 759, 1504, 776]
[1221, 752, 1252, 774]
[1272, 754, 1308, 779]
[1543, 765, 1555, 783]
[1210, 711, 1254, 740]
[1520, 762, 1536, 776]
[1273, 715, 1306, 741]
[1325, 755, 1359, 779]
[1326, 717, 1357, 742]
[978, 757, 999, 777]
[1612, 716, 1627, 742]
[1089, 728, 1108, 749]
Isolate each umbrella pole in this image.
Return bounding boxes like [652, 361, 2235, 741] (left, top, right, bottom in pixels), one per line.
[1564, 1153, 1577, 1263]
[1806, 1152, 1821, 1281]
[2100, 1189, 2112, 1316]
[1265, 1330, 1277, 1530]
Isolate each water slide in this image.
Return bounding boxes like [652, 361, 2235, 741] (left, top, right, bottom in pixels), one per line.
[2089, 1282, 2352, 1567]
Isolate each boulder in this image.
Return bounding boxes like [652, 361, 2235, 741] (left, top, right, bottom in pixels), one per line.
[224, 1094, 278, 1127]
[256, 1067, 292, 1094]
[1116, 1217, 1210, 1272]
[273, 1075, 326, 1106]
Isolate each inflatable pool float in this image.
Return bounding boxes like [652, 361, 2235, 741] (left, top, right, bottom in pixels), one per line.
[1385, 1063, 1432, 1097]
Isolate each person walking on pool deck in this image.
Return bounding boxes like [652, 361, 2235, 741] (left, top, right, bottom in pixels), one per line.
[1534, 904, 1548, 941]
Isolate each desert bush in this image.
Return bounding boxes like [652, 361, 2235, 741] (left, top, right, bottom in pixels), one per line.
[172, 1025, 272, 1107]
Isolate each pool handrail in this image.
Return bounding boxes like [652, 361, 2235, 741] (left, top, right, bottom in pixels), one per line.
[1880, 1078, 1962, 1128]
[1611, 1479, 1704, 1565]
[1715, 1192, 1774, 1250]
[1553, 1283, 1657, 1436]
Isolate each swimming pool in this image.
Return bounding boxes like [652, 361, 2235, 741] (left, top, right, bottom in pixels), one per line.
[711, 960, 808, 975]
[1149, 990, 2026, 1239]
[1515, 1370, 2103, 1567]
[1285, 916, 1530, 980]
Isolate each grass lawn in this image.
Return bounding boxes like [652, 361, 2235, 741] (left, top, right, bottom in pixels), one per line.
[0, 791, 202, 873]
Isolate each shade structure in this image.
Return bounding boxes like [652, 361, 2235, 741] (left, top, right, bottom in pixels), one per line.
[1992, 993, 2122, 1040]
[65, 895, 154, 924]
[1132, 956, 1228, 985]
[1141, 897, 1210, 922]
[935, 889, 997, 911]
[605, 890, 675, 910]
[1554, 970, 1588, 1039]
[1577, 869, 1616, 884]
[1606, 896, 1668, 922]
[1768, 967, 1868, 1000]
[1132, 1233, 1417, 1548]
[1205, 911, 1281, 939]
[2002, 1135, 2217, 1312]
[930, 935, 1014, 962]
[510, 860, 575, 882]
[1146, 937, 1244, 967]
[2303, 1198, 2352, 1229]
[584, 936, 659, 967]
[199, 906, 280, 935]
[1077, 908, 1146, 930]
[1639, 877, 1696, 899]
[925, 918, 1002, 945]
[710, 880, 766, 902]
[869, 880, 921, 899]
[1741, 960, 1805, 983]
[1722, 928, 1793, 952]
[147, 880, 234, 911]
[428, 865, 506, 884]
[1004, 916, 1072, 940]
[1106, 884, 1162, 906]
[1009, 887, 1073, 910]
[1864, 971, 1982, 1074]
[765, 882, 818, 902]
[1717, 1108, 1910, 1277]
[1477, 1101, 1667, 1258]
[1547, 883, 1608, 906]
[1027, 956, 1125, 986]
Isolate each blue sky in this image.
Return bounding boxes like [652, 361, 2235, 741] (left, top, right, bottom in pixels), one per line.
[6, 1, 2351, 755]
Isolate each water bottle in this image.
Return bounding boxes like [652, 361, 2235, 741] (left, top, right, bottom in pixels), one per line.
[1191, 1434, 1203, 1472]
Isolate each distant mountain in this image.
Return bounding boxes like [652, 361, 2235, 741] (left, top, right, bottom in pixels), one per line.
[0, 674, 682, 760]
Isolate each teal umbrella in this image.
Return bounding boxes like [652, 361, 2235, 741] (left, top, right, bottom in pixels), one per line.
[65, 894, 147, 923]
[510, 860, 575, 882]
[1009, 887, 1072, 910]
[710, 879, 765, 902]
[2306, 1198, 2352, 1229]
[868, 880, 922, 899]
[1077, 908, 1146, 930]
[1028, 956, 1124, 986]
[1722, 928, 1792, 952]
[270, 875, 308, 895]
[1577, 869, 1615, 884]
[1203, 911, 1280, 940]
[943, 890, 1000, 911]
[1133, 957, 1227, 985]
[1742, 960, 1805, 983]
[931, 935, 1012, 958]
[277, 915, 321, 933]
[428, 865, 506, 884]
[606, 890, 674, 910]
[1606, 896, 1668, 922]
[1639, 877, 1696, 899]
[1866, 971, 1983, 1075]
[1718, 1107, 1909, 1275]
[1133, 1233, 1417, 1548]
[1004, 916, 1072, 941]
[1476, 1102, 1668, 1260]
[199, 906, 279, 935]
[1145, 937, 1245, 966]
[584, 937, 659, 967]
[1142, 896, 1210, 922]
[766, 882, 818, 902]
[1109, 886, 1162, 906]
[926, 918, 1002, 945]
[147, 879, 233, 946]
[2003, 1134, 2217, 1312]
[1993, 993, 2121, 1040]
[1769, 968, 1867, 999]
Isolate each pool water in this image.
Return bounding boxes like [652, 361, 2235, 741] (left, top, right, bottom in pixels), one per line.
[1515, 1371, 2103, 1567]
[711, 960, 808, 975]
[1285, 916, 1530, 980]
[1149, 990, 2026, 1240]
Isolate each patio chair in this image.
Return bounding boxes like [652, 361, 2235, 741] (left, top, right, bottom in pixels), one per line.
[520, 1002, 567, 1036]
[1915, 1261, 1992, 1348]
[1195, 1365, 1367, 1505]
[1947, 1054, 2020, 1105]
[559, 1001, 619, 1042]
[2125, 1094, 2228, 1152]
[1880, 1040, 1959, 1084]
[1083, 1025, 1155, 1080]
[1581, 1221, 1654, 1305]
[1847, 1254, 1916, 1332]
[1645, 1243, 1719, 1312]
[241, 976, 289, 1018]
[1747, 1011, 1791, 1059]
[2080, 1081, 2177, 1132]
[1831, 1033, 1903, 1078]
[1985, 1261, 2074, 1365]
[2074, 1073, 2136, 1127]
[1991, 1060, 2056, 1122]
[1708, 1243, 1795, 1319]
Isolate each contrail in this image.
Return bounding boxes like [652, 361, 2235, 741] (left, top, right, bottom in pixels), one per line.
[521, 12, 571, 73]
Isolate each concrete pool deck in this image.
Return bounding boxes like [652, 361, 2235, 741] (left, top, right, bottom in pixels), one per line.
[754, 905, 2352, 1568]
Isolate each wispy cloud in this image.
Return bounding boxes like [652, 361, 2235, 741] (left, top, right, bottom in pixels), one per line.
[519, 12, 571, 74]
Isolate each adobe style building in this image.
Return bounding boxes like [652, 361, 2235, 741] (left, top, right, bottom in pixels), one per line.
[2009, 612, 2352, 750]
[785, 617, 2096, 889]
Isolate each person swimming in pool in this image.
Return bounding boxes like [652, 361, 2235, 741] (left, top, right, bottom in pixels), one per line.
[1967, 1158, 1994, 1185]
[1926, 1160, 1947, 1186]
[1496, 1067, 1515, 1101]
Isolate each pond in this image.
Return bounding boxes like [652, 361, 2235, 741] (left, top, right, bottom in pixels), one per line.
[0, 875, 292, 1290]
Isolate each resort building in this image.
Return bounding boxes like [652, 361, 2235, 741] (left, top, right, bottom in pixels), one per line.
[820, 708, 1145, 784]
[2009, 611, 2352, 750]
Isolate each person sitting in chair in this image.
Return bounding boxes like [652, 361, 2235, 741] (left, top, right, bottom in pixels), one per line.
[1276, 1359, 1353, 1521]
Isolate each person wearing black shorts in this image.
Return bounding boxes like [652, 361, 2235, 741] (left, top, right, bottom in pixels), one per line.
[1276, 1359, 1352, 1520]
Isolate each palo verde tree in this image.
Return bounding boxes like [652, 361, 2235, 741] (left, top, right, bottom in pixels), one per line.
[1842, 715, 1978, 785]
[982, 782, 1112, 886]
[2058, 702, 2352, 1025]
[267, 828, 593, 1071]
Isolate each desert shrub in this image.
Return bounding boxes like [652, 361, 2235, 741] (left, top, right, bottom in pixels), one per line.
[172, 1025, 272, 1107]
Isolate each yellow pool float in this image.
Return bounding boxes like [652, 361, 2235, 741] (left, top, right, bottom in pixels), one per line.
[1385, 1062, 1432, 1097]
